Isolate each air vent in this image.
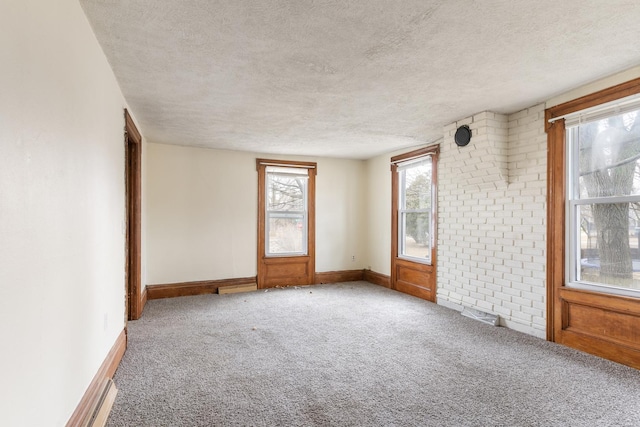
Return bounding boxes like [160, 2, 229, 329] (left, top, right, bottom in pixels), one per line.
[461, 307, 500, 326]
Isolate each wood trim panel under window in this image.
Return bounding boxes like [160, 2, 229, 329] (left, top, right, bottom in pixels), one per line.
[546, 78, 640, 369]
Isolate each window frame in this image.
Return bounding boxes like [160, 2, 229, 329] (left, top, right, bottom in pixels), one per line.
[396, 156, 435, 264]
[256, 158, 317, 289]
[563, 99, 640, 298]
[264, 167, 309, 257]
[390, 145, 439, 303]
[545, 76, 640, 348]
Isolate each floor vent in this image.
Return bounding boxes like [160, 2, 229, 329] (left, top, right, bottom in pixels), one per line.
[218, 283, 257, 295]
[461, 307, 499, 326]
[87, 379, 117, 427]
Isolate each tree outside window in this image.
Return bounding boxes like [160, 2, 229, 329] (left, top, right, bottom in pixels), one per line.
[398, 157, 433, 262]
[569, 107, 640, 291]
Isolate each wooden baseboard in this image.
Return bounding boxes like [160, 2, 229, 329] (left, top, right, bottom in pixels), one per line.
[146, 277, 258, 300]
[147, 270, 391, 300]
[66, 329, 126, 427]
[363, 270, 391, 288]
[315, 269, 364, 284]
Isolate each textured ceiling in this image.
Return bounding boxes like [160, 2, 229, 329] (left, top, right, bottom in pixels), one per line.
[80, 1, 640, 159]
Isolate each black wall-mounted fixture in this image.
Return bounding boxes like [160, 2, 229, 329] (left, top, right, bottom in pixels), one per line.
[454, 125, 472, 147]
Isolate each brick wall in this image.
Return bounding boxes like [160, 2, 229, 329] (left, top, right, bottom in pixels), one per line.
[446, 111, 509, 190]
[437, 104, 547, 338]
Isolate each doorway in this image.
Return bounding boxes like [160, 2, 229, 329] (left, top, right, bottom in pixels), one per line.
[125, 109, 143, 320]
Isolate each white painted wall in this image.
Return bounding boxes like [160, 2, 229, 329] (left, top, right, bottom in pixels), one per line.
[437, 107, 547, 338]
[141, 140, 149, 290]
[315, 156, 366, 272]
[146, 144, 258, 283]
[0, 1, 128, 425]
[363, 152, 392, 275]
[145, 144, 366, 284]
[546, 65, 640, 109]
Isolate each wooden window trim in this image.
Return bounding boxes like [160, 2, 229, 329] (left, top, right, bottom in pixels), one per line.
[546, 77, 640, 339]
[391, 145, 439, 302]
[256, 158, 317, 170]
[391, 145, 440, 262]
[546, 77, 640, 368]
[391, 145, 440, 165]
[256, 159, 317, 288]
[545, 78, 640, 132]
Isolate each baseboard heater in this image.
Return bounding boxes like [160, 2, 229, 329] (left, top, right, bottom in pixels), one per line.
[461, 307, 500, 326]
[218, 283, 257, 295]
[86, 379, 117, 427]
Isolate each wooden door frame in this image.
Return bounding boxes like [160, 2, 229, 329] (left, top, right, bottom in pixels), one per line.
[125, 109, 143, 320]
[390, 145, 439, 302]
[546, 77, 640, 368]
[256, 159, 316, 289]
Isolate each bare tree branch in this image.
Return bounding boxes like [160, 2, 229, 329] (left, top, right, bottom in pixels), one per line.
[580, 150, 640, 177]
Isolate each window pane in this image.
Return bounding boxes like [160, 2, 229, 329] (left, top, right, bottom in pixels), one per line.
[401, 212, 430, 260]
[576, 108, 640, 198]
[267, 214, 305, 254]
[267, 174, 307, 211]
[577, 203, 640, 290]
[401, 160, 432, 210]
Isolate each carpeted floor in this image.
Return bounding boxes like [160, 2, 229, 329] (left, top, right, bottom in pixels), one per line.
[107, 282, 640, 426]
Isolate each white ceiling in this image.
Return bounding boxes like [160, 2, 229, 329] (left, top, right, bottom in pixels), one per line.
[80, 1, 640, 159]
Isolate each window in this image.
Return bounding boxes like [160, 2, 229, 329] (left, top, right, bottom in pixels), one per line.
[390, 146, 438, 301]
[565, 95, 640, 296]
[397, 155, 435, 264]
[547, 78, 640, 368]
[256, 159, 316, 288]
[265, 166, 308, 256]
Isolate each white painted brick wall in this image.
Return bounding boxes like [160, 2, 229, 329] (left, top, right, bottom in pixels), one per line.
[437, 104, 547, 338]
[445, 111, 509, 190]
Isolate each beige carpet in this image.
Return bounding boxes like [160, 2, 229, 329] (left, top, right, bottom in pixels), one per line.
[108, 282, 640, 426]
